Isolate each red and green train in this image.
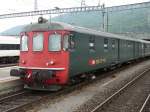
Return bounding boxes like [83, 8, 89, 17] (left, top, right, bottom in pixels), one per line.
[10, 17, 150, 91]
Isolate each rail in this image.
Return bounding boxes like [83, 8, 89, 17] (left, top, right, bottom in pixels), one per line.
[0, 91, 27, 103]
[139, 94, 150, 112]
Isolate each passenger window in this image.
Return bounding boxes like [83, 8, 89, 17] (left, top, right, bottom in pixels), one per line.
[112, 40, 115, 49]
[89, 36, 95, 52]
[128, 42, 131, 47]
[33, 33, 43, 51]
[104, 38, 108, 51]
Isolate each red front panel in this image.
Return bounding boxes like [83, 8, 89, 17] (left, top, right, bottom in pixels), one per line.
[19, 31, 70, 84]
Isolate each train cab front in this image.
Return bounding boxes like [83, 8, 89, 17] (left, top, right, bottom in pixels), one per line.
[10, 29, 71, 91]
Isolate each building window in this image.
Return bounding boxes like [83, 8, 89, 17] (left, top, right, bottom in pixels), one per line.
[33, 33, 43, 51]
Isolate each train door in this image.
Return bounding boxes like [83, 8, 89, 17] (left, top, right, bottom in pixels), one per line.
[144, 43, 146, 57]
[135, 42, 139, 58]
[133, 42, 136, 58]
[137, 42, 140, 57]
[111, 39, 118, 64]
[136, 42, 139, 58]
[131, 41, 134, 59]
[117, 39, 120, 62]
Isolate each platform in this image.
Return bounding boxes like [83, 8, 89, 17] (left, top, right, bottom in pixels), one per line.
[0, 66, 16, 78]
[0, 66, 23, 95]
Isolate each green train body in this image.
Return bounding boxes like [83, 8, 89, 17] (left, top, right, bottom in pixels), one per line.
[69, 31, 150, 77]
[10, 19, 150, 91]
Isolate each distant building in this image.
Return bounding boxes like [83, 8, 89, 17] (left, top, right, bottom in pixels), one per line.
[1, 2, 150, 40]
[52, 2, 150, 40]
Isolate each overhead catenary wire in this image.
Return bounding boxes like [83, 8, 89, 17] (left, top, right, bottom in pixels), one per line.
[0, 1, 149, 19]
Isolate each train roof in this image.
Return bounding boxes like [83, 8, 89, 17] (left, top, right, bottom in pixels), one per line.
[0, 36, 19, 44]
[22, 21, 150, 43]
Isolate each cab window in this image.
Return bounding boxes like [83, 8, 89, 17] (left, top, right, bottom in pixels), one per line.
[49, 34, 61, 51]
[21, 35, 28, 51]
[63, 34, 75, 51]
[63, 35, 69, 50]
[69, 36, 75, 50]
[33, 33, 43, 51]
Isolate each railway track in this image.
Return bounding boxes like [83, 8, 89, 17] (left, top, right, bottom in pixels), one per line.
[0, 90, 50, 112]
[0, 75, 109, 112]
[0, 60, 137, 112]
[90, 68, 150, 112]
[0, 90, 27, 102]
[0, 79, 98, 112]
[0, 60, 147, 112]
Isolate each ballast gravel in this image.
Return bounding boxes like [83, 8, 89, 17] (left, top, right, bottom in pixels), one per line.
[27, 59, 150, 112]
